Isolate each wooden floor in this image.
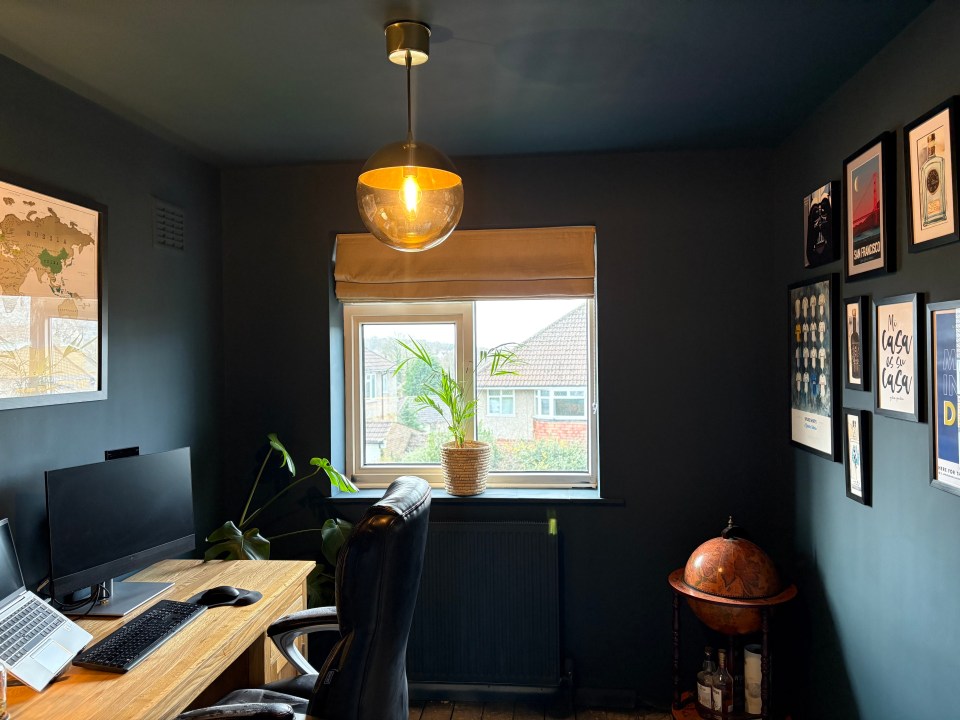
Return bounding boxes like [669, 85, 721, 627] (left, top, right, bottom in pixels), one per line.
[409, 701, 672, 720]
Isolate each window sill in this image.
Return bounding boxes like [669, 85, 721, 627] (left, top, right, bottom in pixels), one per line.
[330, 486, 621, 505]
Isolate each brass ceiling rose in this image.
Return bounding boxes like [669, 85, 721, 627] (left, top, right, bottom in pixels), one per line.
[385, 21, 430, 66]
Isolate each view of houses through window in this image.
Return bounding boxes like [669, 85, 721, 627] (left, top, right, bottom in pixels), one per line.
[353, 299, 594, 482]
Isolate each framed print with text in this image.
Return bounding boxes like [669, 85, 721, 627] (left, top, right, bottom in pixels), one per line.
[874, 293, 923, 423]
[844, 132, 896, 281]
[844, 296, 870, 391]
[0, 174, 106, 411]
[804, 181, 839, 268]
[843, 408, 871, 506]
[905, 97, 959, 253]
[927, 300, 960, 497]
[790, 274, 839, 460]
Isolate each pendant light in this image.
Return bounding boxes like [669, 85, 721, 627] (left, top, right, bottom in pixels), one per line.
[357, 21, 464, 252]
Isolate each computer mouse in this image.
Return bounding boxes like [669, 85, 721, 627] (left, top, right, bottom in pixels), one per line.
[197, 585, 241, 605]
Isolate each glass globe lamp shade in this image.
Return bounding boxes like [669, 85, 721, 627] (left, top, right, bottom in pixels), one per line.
[357, 140, 463, 252]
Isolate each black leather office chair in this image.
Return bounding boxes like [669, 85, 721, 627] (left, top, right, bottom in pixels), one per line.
[177, 475, 431, 720]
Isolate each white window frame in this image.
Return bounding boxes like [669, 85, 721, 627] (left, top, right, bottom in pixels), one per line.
[486, 389, 516, 417]
[344, 300, 598, 489]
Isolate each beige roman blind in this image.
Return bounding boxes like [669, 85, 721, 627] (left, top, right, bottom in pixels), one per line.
[334, 226, 595, 301]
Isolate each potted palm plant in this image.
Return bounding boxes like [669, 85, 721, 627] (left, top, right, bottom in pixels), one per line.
[395, 338, 518, 495]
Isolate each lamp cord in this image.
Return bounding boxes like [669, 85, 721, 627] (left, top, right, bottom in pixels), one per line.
[405, 49, 413, 144]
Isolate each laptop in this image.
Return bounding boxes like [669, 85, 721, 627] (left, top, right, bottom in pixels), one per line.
[0, 518, 91, 691]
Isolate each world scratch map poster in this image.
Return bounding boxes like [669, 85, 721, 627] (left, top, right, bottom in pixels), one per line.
[0, 178, 102, 409]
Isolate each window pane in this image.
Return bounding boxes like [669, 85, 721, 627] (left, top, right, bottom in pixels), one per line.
[487, 389, 514, 417]
[476, 299, 589, 473]
[554, 398, 585, 417]
[360, 322, 456, 466]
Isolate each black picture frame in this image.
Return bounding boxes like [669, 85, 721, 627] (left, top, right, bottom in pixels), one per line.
[904, 96, 960, 253]
[927, 300, 960, 497]
[874, 293, 924, 423]
[789, 274, 840, 461]
[0, 171, 107, 411]
[844, 296, 870, 391]
[843, 408, 871, 506]
[804, 181, 840, 268]
[843, 132, 897, 281]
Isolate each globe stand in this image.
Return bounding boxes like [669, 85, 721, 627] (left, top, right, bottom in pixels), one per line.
[668, 569, 797, 720]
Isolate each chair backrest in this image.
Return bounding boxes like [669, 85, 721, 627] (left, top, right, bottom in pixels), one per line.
[308, 476, 431, 720]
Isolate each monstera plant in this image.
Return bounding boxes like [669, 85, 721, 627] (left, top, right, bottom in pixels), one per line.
[205, 433, 357, 605]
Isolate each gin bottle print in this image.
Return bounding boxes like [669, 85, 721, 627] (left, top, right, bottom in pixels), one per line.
[921, 132, 947, 227]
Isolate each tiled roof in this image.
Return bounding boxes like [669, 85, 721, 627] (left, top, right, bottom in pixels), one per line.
[480, 304, 587, 389]
[416, 406, 446, 427]
[364, 421, 429, 457]
[363, 348, 394, 373]
[364, 420, 390, 442]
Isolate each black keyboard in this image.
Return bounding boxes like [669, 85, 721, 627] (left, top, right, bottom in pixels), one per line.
[73, 599, 206, 673]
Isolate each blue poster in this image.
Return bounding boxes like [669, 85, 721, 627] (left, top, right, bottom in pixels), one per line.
[935, 310, 960, 478]
[790, 279, 833, 456]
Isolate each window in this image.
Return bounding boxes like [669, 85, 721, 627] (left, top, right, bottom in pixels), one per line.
[364, 372, 379, 399]
[486, 389, 515, 416]
[344, 299, 597, 487]
[535, 389, 586, 419]
[336, 226, 597, 490]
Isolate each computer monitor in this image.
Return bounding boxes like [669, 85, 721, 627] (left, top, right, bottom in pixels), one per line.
[45, 447, 195, 617]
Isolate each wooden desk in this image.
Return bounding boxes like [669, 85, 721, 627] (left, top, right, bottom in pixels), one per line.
[9, 559, 315, 720]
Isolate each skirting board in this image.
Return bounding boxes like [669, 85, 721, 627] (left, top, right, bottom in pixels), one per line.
[410, 683, 559, 703]
[573, 687, 637, 709]
[408, 683, 637, 710]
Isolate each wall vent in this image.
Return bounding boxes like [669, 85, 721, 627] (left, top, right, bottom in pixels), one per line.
[153, 198, 185, 251]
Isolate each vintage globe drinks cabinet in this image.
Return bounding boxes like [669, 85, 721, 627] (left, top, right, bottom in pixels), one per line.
[668, 519, 796, 720]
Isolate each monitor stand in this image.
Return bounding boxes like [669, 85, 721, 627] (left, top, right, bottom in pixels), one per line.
[67, 579, 172, 618]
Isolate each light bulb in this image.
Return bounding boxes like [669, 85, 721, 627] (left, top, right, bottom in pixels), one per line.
[401, 173, 422, 213]
[357, 141, 463, 252]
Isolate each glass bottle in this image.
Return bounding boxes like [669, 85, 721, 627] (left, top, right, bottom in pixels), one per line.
[696, 645, 717, 708]
[711, 648, 733, 716]
[921, 131, 947, 227]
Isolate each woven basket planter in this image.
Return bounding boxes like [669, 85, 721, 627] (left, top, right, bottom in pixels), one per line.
[440, 441, 491, 496]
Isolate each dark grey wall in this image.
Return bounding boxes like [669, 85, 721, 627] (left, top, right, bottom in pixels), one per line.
[2, 0, 949, 713]
[0, 56, 223, 587]
[773, 2, 957, 718]
[221, 147, 786, 704]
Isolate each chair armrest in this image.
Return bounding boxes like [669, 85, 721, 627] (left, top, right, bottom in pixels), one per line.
[267, 606, 339, 676]
[175, 703, 296, 720]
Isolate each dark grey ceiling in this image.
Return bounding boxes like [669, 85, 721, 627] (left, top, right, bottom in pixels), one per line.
[0, 1, 932, 167]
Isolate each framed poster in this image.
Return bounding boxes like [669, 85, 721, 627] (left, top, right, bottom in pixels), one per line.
[927, 300, 960, 496]
[905, 97, 959, 252]
[789, 274, 839, 460]
[874, 294, 923, 422]
[843, 408, 871, 506]
[804, 181, 839, 268]
[0, 174, 106, 411]
[844, 296, 870, 391]
[843, 132, 896, 281]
